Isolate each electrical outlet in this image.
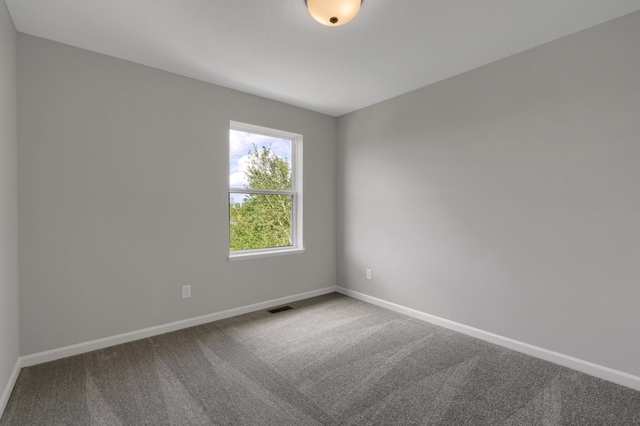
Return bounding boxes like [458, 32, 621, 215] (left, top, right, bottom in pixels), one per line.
[182, 285, 191, 299]
[366, 269, 372, 280]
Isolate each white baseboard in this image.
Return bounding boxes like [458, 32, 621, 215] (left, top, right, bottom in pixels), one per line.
[336, 286, 640, 391]
[0, 358, 21, 418]
[11, 283, 639, 409]
[20, 286, 338, 368]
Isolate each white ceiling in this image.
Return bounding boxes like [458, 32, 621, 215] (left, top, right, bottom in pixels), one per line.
[6, 0, 640, 117]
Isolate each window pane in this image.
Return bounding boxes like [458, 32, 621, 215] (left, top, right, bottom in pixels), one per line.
[229, 193, 292, 251]
[229, 130, 292, 191]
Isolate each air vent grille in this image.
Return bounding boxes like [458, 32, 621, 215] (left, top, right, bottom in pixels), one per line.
[267, 305, 293, 314]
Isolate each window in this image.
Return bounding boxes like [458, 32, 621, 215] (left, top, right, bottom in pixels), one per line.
[228, 121, 303, 260]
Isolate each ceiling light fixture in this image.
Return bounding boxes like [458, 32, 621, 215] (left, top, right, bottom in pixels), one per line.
[306, 0, 362, 26]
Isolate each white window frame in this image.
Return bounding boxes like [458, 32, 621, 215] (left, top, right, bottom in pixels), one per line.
[228, 121, 304, 261]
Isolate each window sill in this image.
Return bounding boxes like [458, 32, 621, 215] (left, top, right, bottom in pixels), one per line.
[228, 247, 305, 261]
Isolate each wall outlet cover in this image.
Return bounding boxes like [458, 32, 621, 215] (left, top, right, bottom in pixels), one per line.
[182, 285, 191, 299]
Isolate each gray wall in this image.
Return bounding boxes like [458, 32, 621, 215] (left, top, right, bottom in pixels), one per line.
[0, 0, 18, 397]
[337, 11, 640, 377]
[18, 34, 337, 355]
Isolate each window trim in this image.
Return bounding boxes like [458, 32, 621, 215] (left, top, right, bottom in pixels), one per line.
[228, 121, 304, 260]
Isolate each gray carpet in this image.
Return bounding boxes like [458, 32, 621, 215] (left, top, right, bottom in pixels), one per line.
[2, 293, 639, 425]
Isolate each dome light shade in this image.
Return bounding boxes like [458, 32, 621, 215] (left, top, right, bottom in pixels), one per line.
[306, 0, 362, 26]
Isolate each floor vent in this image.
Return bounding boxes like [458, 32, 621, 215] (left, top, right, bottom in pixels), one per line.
[267, 305, 293, 314]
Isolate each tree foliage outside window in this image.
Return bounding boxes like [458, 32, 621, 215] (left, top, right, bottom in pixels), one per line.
[230, 145, 293, 251]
